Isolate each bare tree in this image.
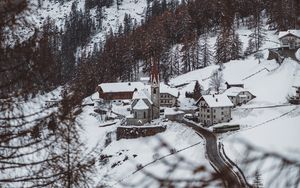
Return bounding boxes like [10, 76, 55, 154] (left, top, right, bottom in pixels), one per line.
[209, 69, 224, 94]
[0, 2, 98, 187]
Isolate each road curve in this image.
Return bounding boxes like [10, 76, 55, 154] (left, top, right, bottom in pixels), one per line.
[178, 118, 250, 188]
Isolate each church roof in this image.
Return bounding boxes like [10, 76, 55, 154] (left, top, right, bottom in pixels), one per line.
[132, 89, 153, 104]
[133, 99, 150, 110]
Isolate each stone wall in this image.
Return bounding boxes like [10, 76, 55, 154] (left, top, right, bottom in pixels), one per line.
[116, 125, 166, 140]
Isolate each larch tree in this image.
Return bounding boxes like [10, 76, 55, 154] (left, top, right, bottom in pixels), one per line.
[193, 80, 202, 100]
[200, 33, 213, 67]
[0, 2, 99, 187]
[209, 69, 224, 94]
[253, 170, 263, 188]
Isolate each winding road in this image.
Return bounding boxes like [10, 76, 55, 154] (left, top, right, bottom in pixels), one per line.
[178, 118, 251, 188]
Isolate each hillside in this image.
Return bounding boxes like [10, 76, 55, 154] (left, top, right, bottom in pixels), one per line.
[1, 0, 300, 187]
[4, 0, 147, 49]
[76, 26, 300, 186]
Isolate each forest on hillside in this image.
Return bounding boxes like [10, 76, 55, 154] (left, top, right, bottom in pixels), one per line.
[1, 0, 300, 97]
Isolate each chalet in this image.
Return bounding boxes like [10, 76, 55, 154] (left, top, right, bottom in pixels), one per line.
[278, 30, 300, 50]
[196, 94, 234, 127]
[225, 79, 244, 89]
[223, 87, 256, 106]
[160, 83, 179, 107]
[97, 82, 144, 101]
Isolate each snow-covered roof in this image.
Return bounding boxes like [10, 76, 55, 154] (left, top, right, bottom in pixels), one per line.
[99, 82, 144, 93]
[133, 99, 150, 110]
[198, 94, 234, 108]
[278, 30, 300, 39]
[132, 89, 153, 104]
[164, 108, 184, 115]
[140, 77, 150, 81]
[223, 87, 253, 97]
[160, 83, 178, 97]
[225, 78, 243, 85]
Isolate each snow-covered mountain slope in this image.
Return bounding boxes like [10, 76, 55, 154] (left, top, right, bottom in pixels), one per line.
[4, 0, 147, 49]
[79, 27, 300, 187]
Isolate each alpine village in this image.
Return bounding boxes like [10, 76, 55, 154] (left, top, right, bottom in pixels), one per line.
[1, 0, 300, 188]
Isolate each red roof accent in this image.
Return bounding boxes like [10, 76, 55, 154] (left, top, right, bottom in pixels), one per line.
[151, 61, 159, 84]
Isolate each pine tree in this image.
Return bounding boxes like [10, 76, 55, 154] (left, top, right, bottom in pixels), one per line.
[249, 5, 266, 52]
[193, 81, 202, 100]
[231, 33, 243, 60]
[200, 34, 213, 67]
[209, 69, 224, 94]
[253, 170, 263, 188]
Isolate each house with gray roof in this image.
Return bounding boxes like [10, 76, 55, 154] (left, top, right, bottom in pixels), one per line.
[223, 87, 256, 106]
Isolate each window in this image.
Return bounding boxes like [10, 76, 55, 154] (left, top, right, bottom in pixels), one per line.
[213, 115, 216, 118]
[144, 112, 146, 118]
[214, 109, 216, 113]
[135, 112, 137, 118]
[282, 39, 288, 45]
[207, 115, 210, 118]
[221, 111, 224, 115]
[207, 109, 210, 113]
[153, 88, 156, 94]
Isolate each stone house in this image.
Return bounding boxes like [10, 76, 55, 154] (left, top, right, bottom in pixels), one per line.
[196, 94, 234, 127]
[278, 30, 300, 50]
[223, 87, 256, 106]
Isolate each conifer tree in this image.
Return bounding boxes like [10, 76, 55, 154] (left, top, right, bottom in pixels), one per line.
[200, 34, 213, 67]
[253, 170, 263, 188]
[193, 81, 202, 100]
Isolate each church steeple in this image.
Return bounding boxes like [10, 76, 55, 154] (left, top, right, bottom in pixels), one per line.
[150, 60, 159, 86]
[150, 60, 160, 119]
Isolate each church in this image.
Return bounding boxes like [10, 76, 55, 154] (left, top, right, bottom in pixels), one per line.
[126, 61, 160, 125]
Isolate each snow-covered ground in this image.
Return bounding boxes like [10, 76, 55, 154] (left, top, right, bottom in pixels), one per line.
[166, 26, 300, 187]
[77, 104, 212, 187]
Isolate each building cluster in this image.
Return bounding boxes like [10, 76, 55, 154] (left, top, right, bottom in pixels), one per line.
[196, 81, 255, 127]
[96, 62, 179, 125]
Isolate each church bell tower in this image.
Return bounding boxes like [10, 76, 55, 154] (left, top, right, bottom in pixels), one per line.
[150, 60, 160, 119]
